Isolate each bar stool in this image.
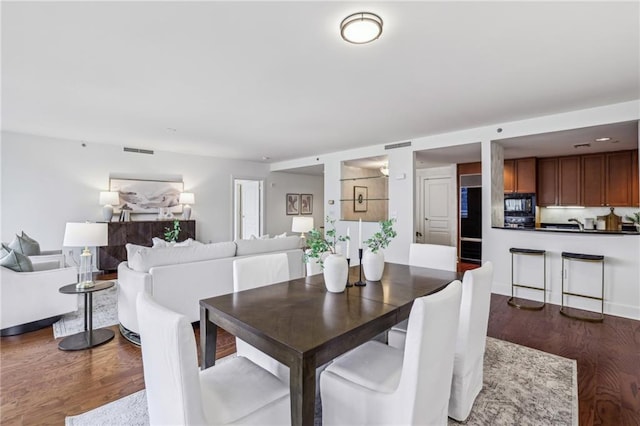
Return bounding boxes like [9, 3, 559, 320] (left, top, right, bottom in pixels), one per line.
[507, 247, 546, 310]
[560, 252, 605, 322]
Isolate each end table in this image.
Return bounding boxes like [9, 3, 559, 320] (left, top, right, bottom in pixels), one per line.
[58, 281, 115, 351]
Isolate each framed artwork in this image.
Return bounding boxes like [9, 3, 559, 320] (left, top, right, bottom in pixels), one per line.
[109, 178, 184, 213]
[353, 186, 368, 212]
[286, 193, 300, 215]
[300, 194, 313, 215]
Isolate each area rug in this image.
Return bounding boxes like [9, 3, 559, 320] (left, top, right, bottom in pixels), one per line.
[65, 337, 578, 426]
[52, 283, 119, 339]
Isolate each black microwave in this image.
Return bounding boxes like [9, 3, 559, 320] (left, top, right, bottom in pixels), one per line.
[504, 193, 535, 216]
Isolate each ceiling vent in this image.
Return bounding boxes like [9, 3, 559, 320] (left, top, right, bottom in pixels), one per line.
[573, 142, 591, 149]
[123, 147, 154, 155]
[385, 141, 412, 150]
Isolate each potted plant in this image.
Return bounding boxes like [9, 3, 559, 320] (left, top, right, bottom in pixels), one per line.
[305, 216, 350, 293]
[625, 212, 640, 232]
[164, 220, 181, 242]
[362, 219, 397, 281]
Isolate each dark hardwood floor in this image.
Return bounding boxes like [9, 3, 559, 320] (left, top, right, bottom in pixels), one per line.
[1, 294, 638, 425]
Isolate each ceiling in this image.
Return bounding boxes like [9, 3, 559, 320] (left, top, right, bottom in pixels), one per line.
[2, 2, 639, 163]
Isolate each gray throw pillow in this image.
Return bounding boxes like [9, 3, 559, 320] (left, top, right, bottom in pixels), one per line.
[8, 233, 41, 256]
[0, 250, 34, 272]
[0, 243, 10, 258]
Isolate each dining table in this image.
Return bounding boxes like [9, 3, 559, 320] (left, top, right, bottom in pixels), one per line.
[199, 262, 461, 426]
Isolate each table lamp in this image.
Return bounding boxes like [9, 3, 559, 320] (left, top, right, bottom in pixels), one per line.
[179, 192, 195, 220]
[99, 191, 120, 222]
[292, 216, 314, 239]
[63, 222, 108, 288]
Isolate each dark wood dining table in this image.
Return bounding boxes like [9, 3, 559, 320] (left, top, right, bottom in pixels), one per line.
[199, 262, 461, 426]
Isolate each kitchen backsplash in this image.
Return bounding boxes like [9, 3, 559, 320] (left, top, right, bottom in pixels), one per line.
[539, 206, 639, 224]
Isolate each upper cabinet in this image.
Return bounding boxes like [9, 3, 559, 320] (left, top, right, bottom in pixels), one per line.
[536, 149, 639, 207]
[504, 157, 536, 193]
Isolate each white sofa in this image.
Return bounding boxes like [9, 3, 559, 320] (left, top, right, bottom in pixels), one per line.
[117, 236, 304, 344]
[1, 252, 78, 336]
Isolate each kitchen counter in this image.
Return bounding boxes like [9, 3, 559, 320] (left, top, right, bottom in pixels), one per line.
[493, 226, 639, 235]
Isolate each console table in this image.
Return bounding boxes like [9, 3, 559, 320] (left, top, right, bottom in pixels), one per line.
[97, 220, 196, 271]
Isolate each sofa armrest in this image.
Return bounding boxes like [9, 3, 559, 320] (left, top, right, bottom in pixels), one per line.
[30, 253, 66, 268]
[1, 266, 78, 329]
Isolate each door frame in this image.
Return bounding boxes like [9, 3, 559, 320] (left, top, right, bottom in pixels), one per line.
[232, 176, 265, 241]
[414, 166, 457, 247]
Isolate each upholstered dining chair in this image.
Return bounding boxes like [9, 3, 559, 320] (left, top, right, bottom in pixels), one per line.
[136, 292, 290, 425]
[320, 280, 462, 425]
[408, 242, 457, 271]
[387, 243, 458, 348]
[233, 253, 290, 381]
[388, 262, 495, 422]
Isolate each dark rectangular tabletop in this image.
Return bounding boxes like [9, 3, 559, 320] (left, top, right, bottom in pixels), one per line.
[199, 262, 460, 426]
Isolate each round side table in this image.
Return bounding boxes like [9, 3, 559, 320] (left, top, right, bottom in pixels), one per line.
[58, 281, 115, 351]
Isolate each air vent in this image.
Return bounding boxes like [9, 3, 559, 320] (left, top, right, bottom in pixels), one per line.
[124, 147, 154, 155]
[385, 141, 412, 150]
[573, 143, 591, 149]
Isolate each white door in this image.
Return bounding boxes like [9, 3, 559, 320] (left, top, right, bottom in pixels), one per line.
[422, 177, 452, 245]
[234, 179, 263, 240]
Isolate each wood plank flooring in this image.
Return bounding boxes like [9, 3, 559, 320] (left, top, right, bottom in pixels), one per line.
[1, 294, 639, 425]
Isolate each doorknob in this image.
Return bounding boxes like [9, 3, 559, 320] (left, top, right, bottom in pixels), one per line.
[424, 218, 429, 221]
[416, 231, 423, 237]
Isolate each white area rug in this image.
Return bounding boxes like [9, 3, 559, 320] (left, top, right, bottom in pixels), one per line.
[52, 283, 118, 339]
[65, 337, 578, 426]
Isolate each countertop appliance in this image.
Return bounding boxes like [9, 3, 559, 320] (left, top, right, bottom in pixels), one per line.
[460, 174, 482, 264]
[504, 192, 536, 228]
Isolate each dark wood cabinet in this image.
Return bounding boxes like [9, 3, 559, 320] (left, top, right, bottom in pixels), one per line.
[605, 151, 634, 207]
[537, 158, 558, 206]
[504, 157, 536, 194]
[632, 150, 639, 207]
[582, 154, 605, 207]
[97, 220, 196, 271]
[558, 156, 581, 206]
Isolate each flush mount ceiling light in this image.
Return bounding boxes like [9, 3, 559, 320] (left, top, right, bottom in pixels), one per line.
[340, 12, 383, 44]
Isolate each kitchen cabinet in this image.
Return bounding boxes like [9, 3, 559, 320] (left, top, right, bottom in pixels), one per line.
[558, 156, 581, 206]
[504, 157, 536, 193]
[605, 151, 634, 206]
[537, 150, 639, 207]
[537, 158, 558, 206]
[582, 154, 605, 207]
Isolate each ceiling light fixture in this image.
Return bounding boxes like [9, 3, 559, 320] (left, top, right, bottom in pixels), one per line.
[340, 12, 383, 44]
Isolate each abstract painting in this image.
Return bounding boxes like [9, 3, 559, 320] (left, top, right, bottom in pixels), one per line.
[109, 178, 184, 213]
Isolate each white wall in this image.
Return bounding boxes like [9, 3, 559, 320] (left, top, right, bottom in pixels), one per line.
[265, 171, 324, 236]
[1, 131, 270, 249]
[272, 100, 640, 319]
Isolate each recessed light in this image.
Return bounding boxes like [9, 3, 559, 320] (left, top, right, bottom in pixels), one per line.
[595, 137, 611, 142]
[340, 12, 383, 44]
[166, 127, 177, 132]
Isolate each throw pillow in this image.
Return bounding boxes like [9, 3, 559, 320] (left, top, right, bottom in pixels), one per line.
[1, 243, 10, 258]
[0, 250, 34, 272]
[274, 232, 288, 239]
[8, 233, 41, 256]
[152, 237, 170, 248]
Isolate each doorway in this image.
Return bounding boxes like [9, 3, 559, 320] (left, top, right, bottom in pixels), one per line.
[233, 179, 264, 240]
[417, 175, 454, 245]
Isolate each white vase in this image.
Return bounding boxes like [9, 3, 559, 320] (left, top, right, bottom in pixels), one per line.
[323, 254, 348, 293]
[362, 249, 385, 281]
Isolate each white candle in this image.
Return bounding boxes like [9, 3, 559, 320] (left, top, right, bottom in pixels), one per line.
[358, 218, 362, 249]
[346, 227, 351, 258]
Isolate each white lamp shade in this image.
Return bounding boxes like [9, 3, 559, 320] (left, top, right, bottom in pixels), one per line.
[99, 191, 120, 206]
[179, 192, 195, 205]
[63, 222, 108, 247]
[292, 216, 314, 233]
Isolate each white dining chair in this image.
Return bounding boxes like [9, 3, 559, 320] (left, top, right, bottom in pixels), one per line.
[408, 242, 457, 271]
[233, 253, 290, 381]
[387, 243, 458, 348]
[136, 292, 290, 425]
[387, 262, 494, 421]
[320, 280, 462, 425]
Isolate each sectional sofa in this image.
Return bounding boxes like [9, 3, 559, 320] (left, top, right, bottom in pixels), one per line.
[117, 236, 304, 344]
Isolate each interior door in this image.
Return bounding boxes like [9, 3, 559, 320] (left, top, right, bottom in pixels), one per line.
[422, 177, 452, 246]
[234, 179, 263, 240]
